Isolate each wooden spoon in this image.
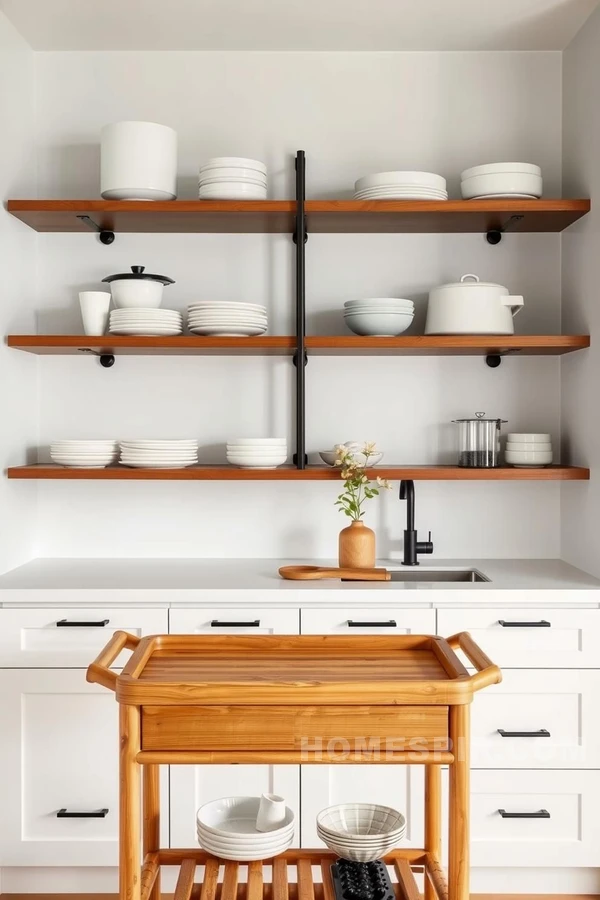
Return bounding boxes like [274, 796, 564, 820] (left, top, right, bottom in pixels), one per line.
[279, 565, 391, 581]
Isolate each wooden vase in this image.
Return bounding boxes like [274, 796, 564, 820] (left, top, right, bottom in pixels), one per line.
[338, 519, 376, 569]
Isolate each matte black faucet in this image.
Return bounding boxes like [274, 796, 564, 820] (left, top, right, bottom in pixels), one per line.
[399, 479, 434, 566]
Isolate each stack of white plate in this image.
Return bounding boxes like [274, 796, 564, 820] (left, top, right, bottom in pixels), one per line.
[196, 797, 295, 862]
[119, 440, 198, 468]
[188, 302, 268, 337]
[460, 163, 543, 199]
[344, 298, 414, 336]
[50, 440, 118, 469]
[227, 438, 287, 469]
[109, 308, 183, 336]
[317, 803, 407, 863]
[354, 171, 447, 201]
[198, 157, 267, 200]
[505, 433, 553, 468]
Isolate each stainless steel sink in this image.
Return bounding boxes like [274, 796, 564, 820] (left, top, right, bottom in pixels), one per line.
[388, 569, 489, 583]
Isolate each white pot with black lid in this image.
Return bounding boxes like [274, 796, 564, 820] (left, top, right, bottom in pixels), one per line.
[102, 266, 175, 309]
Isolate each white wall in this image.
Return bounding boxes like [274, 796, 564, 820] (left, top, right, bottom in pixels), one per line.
[561, 7, 600, 575]
[27, 50, 564, 559]
[0, 12, 38, 573]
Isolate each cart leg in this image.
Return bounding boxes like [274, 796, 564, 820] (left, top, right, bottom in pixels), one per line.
[143, 765, 161, 900]
[425, 764, 442, 900]
[448, 705, 470, 900]
[120, 704, 141, 900]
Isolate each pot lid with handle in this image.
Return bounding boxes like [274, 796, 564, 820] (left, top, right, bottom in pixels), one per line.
[102, 265, 175, 285]
[452, 411, 508, 423]
[436, 273, 509, 291]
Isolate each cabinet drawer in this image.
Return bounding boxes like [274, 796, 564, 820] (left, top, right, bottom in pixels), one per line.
[471, 669, 600, 768]
[438, 608, 600, 668]
[169, 607, 299, 634]
[469, 769, 600, 867]
[0, 608, 168, 667]
[301, 608, 435, 635]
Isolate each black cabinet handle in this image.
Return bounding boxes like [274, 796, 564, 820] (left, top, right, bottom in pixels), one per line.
[347, 620, 397, 627]
[498, 729, 551, 738]
[57, 808, 109, 818]
[56, 619, 109, 627]
[498, 809, 550, 819]
[210, 620, 260, 627]
[498, 620, 551, 628]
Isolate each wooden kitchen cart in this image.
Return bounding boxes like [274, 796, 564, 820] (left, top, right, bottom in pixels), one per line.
[87, 632, 501, 900]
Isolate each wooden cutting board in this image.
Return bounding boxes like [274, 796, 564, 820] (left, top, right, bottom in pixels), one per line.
[278, 565, 391, 581]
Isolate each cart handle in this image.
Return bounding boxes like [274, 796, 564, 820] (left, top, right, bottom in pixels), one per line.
[447, 631, 502, 691]
[86, 630, 141, 692]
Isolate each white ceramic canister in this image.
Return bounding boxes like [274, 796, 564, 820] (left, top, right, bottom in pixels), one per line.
[101, 121, 177, 201]
[425, 274, 524, 335]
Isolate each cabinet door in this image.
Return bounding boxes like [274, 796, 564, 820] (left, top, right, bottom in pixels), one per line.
[169, 607, 301, 847]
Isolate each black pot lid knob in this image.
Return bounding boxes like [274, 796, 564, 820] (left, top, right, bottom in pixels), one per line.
[131, 266, 145, 274]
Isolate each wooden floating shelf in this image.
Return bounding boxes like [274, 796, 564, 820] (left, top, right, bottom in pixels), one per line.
[6, 334, 590, 356]
[7, 198, 590, 234]
[7, 464, 590, 481]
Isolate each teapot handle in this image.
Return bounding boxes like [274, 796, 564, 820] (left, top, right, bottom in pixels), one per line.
[501, 294, 524, 317]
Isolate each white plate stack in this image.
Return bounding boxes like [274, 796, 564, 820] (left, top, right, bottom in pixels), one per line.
[109, 308, 183, 336]
[460, 163, 543, 199]
[196, 797, 295, 862]
[227, 438, 288, 469]
[50, 440, 118, 468]
[198, 157, 267, 200]
[505, 433, 553, 468]
[119, 440, 199, 468]
[354, 171, 447, 201]
[344, 298, 414, 336]
[188, 301, 268, 336]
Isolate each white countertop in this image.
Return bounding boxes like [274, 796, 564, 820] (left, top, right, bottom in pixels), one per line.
[0, 557, 599, 606]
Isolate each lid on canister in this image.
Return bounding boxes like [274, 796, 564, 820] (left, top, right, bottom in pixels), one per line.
[452, 411, 508, 423]
[438, 274, 507, 290]
[102, 265, 175, 285]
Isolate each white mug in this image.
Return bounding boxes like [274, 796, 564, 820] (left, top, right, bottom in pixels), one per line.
[255, 793, 286, 832]
[79, 291, 111, 335]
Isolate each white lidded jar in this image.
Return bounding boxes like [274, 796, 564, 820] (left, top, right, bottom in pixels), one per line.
[101, 121, 177, 201]
[425, 274, 524, 335]
[102, 266, 175, 308]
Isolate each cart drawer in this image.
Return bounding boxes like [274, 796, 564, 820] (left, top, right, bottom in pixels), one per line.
[0, 608, 168, 667]
[141, 704, 449, 752]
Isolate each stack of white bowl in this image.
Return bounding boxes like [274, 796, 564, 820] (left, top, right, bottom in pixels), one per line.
[227, 438, 288, 469]
[198, 157, 267, 200]
[188, 301, 267, 337]
[109, 308, 183, 336]
[119, 440, 199, 469]
[505, 433, 553, 468]
[461, 163, 543, 199]
[344, 298, 414, 336]
[354, 171, 447, 201]
[50, 440, 118, 469]
[196, 797, 295, 862]
[317, 803, 406, 863]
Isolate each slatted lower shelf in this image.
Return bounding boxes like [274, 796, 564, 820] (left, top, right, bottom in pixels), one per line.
[150, 850, 436, 900]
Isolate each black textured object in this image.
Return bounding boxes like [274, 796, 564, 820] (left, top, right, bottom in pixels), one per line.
[458, 450, 497, 468]
[331, 859, 395, 900]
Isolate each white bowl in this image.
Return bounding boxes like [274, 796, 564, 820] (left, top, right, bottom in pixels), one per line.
[345, 312, 414, 336]
[200, 158, 267, 174]
[507, 433, 551, 443]
[506, 442, 552, 452]
[461, 172, 542, 200]
[199, 166, 268, 180]
[505, 450, 553, 466]
[355, 171, 446, 191]
[344, 297, 414, 309]
[189, 302, 267, 312]
[199, 175, 267, 188]
[227, 447, 288, 455]
[461, 162, 541, 180]
[197, 821, 294, 845]
[227, 458, 287, 468]
[197, 797, 294, 836]
[229, 438, 287, 445]
[197, 833, 294, 861]
[199, 185, 267, 200]
[319, 449, 383, 467]
[317, 803, 405, 837]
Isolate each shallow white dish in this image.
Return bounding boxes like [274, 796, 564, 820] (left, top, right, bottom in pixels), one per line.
[188, 313, 267, 321]
[505, 450, 553, 466]
[466, 193, 539, 200]
[197, 796, 294, 837]
[120, 460, 198, 468]
[189, 325, 267, 336]
[506, 442, 552, 452]
[355, 171, 446, 191]
[461, 172, 542, 200]
[189, 301, 267, 312]
[199, 186, 267, 200]
[199, 175, 267, 188]
[507, 433, 551, 443]
[229, 438, 287, 445]
[355, 190, 447, 200]
[200, 157, 267, 175]
[110, 327, 183, 335]
[227, 458, 287, 468]
[198, 166, 268, 180]
[461, 162, 541, 180]
[197, 824, 294, 847]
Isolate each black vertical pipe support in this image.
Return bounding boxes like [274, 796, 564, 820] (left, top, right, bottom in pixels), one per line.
[293, 150, 308, 469]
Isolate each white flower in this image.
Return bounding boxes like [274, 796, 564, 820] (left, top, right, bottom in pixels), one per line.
[363, 441, 377, 454]
[377, 476, 392, 490]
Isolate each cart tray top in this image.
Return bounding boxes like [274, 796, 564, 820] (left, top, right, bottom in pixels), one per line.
[87, 632, 501, 705]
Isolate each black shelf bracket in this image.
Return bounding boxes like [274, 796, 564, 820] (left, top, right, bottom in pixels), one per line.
[77, 348, 115, 368]
[485, 347, 523, 368]
[76, 215, 115, 245]
[294, 150, 308, 469]
[486, 214, 525, 245]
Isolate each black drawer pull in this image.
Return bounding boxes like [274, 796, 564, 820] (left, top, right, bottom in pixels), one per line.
[498, 809, 550, 819]
[498, 729, 551, 738]
[347, 620, 397, 628]
[210, 620, 260, 627]
[498, 620, 551, 628]
[57, 808, 109, 818]
[56, 619, 109, 627]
